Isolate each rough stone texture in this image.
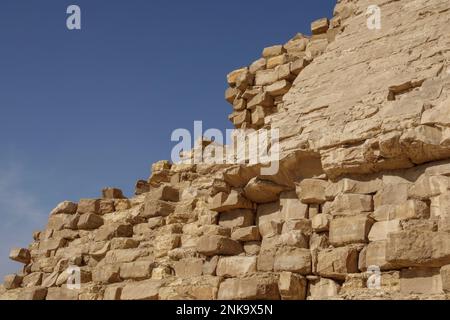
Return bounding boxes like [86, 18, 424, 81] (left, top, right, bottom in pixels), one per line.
[4, 0, 450, 301]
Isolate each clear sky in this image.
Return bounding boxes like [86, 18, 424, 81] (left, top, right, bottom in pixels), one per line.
[0, 0, 336, 279]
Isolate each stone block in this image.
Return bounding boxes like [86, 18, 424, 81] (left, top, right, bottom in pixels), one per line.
[216, 256, 257, 277]
[329, 215, 374, 246]
[296, 179, 328, 204]
[273, 247, 311, 275]
[218, 273, 280, 300]
[196, 235, 243, 256]
[278, 272, 307, 300]
[317, 247, 359, 280]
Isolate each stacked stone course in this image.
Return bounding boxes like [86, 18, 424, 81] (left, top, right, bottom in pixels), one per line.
[2, 0, 450, 300]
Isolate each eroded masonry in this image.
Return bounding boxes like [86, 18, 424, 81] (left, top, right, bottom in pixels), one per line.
[2, 0, 450, 300]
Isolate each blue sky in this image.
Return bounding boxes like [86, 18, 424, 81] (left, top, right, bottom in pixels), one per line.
[0, 0, 335, 278]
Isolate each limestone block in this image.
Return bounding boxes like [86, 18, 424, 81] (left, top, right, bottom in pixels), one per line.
[210, 190, 253, 213]
[196, 235, 243, 256]
[368, 220, 402, 242]
[255, 69, 279, 86]
[227, 67, 248, 86]
[9, 248, 31, 264]
[50, 201, 78, 215]
[266, 80, 291, 96]
[174, 258, 203, 278]
[431, 192, 450, 219]
[312, 214, 331, 232]
[374, 184, 409, 208]
[400, 268, 443, 295]
[119, 261, 154, 280]
[244, 177, 285, 203]
[247, 92, 274, 109]
[142, 199, 175, 218]
[280, 191, 309, 220]
[311, 18, 329, 35]
[296, 179, 328, 204]
[278, 272, 307, 300]
[92, 264, 121, 284]
[231, 226, 261, 242]
[46, 287, 79, 300]
[99, 199, 115, 215]
[331, 194, 373, 216]
[216, 256, 257, 277]
[308, 278, 340, 299]
[154, 234, 181, 258]
[3, 274, 23, 290]
[77, 213, 104, 230]
[266, 54, 288, 69]
[358, 240, 394, 271]
[441, 265, 450, 293]
[262, 45, 286, 58]
[218, 273, 280, 300]
[408, 175, 449, 200]
[77, 199, 101, 214]
[121, 279, 163, 300]
[102, 187, 125, 199]
[317, 247, 359, 280]
[273, 246, 311, 275]
[249, 58, 266, 74]
[329, 215, 374, 246]
[386, 230, 450, 268]
[219, 209, 254, 229]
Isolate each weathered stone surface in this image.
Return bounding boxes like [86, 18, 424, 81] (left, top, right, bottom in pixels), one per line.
[143, 199, 175, 218]
[218, 273, 280, 300]
[311, 18, 329, 35]
[6, 0, 450, 302]
[331, 194, 373, 216]
[50, 201, 78, 215]
[121, 279, 163, 300]
[329, 215, 374, 246]
[262, 45, 285, 58]
[441, 265, 450, 293]
[280, 191, 308, 220]
[386, 230, 450, 268]
[278, 272, 307, 300]
[308, 278, 340, 299]
[231, 226, 261, 242]
[317, 247, 359, 280]
[368, 220, 402, 242]
[400, 268, 443, 295]
[120, 261, 154, 280]
[296, 179, 328, 204]
[273, 247, 311, 275]
[77, 213, 104, 230]
[244, 178, 285, 203]
[3, 274, 23, 290]
[216, 256, 257, 277]
[77, 199, 100, 214]
[9, 248, 31, 264]
[312, 214, 331, 232]
[174, 258, 204, 278]
[46, 287, 79, 300]
[210, 191, 253, 213]
[196, 235, 243, 256]
[219, 209, 254, 229]
[102, 187, 125, 199]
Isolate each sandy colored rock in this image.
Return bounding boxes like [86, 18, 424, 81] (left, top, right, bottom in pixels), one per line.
[218, 273, 280, 300]
[196, 235, 243, 256]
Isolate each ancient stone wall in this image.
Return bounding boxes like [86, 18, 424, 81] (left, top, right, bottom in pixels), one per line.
[2, 0, 450, 300]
